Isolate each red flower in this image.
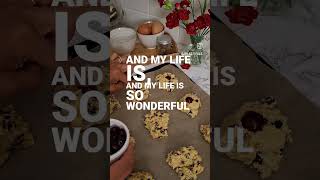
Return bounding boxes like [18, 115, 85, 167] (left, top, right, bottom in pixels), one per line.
[194, 14, 210, 29]
[180, 0, 191, 8]
[195, 16, 206, 29]
[175, 2, 181, 9]
[180, 63, 191, 70]
[166, 11, 179, 29]
[186, 23, 197, 35]
[178, 9, 190, 21]
[158, 0, 165, 7]
[225, 6, 258, 26]
[203, 14, 211, 27]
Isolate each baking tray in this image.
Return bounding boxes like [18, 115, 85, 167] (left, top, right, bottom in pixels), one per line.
[213, 20, 320, 179]
[111, 64, 210, 180]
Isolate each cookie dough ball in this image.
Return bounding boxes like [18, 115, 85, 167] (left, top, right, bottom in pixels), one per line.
[0, 105, 34, 166]
[179, 93, 201, 118]
[144, 111, 169, 139]
[200, 124, 211, 143]
[127, 171, 155, 180]
[166, 146, 204, 180]
[155, 72, 179, 92]
[221, 97, 293, 178]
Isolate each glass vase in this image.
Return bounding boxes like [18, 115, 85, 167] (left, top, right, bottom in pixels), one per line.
[182, 35, 205, 65]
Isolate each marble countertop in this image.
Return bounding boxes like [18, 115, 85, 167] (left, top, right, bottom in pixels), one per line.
[212, 1, 320, 107]
[177, 34, 211, 95]
[178, 59, 211, 95]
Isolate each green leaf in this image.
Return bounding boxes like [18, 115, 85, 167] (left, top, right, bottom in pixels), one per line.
[203, 0, 207, 15]
[197, 0, 203, 15]
[191, 0, 195, 20]
[164, 0, 173, 10]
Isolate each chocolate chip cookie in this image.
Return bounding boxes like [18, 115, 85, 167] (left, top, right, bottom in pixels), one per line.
[0, 105, 34, 166]
[127, 171, 155, 180]
[166, 146, 204, 180]
[221, 97, 292, 178]
[155, 72, 179, 92]
[179, 93, 201, 118]
[144, 111, 169, 139]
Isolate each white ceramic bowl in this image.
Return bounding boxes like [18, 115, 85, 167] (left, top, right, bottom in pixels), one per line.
[137, 21, 165, 49]
[110, 27, 137, 55]
[110, 118, 130, 164]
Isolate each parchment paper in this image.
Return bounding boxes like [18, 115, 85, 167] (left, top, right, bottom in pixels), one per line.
[112, 64, 211, 180]
[213, 20, 320, 180]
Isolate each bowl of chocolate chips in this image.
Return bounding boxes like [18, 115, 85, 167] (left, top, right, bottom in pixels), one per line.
[110, 118, 130, 163]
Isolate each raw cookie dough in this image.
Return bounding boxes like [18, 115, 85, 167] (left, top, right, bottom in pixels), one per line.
[127, 171, 155, 180]
[155, 72, 179, 92]
[166, 146, 204, 180]
[179, 93, 201, 118]
[200, 124, 211, 143]
[221, 97, 293, 178]
[144, 111, 169, 139]
[110, 95, 121, 114]
[0, 105, 34, 166]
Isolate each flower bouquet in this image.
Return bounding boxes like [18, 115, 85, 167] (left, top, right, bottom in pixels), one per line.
[158, 0, 211, 65]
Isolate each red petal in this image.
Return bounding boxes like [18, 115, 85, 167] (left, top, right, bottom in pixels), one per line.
[180, 64, 191, 70]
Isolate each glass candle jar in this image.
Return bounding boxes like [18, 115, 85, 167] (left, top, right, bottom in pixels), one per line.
[156, 34, 174, 55]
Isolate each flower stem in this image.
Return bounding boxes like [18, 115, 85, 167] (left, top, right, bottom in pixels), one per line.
[203, 0, 207, 15]
[197, 0, 203, 15]
[191, 0, 195, 20]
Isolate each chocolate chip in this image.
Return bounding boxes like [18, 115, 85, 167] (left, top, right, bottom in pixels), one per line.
[241, 111, 267, 132]
[280, 148, 284, 155]
[186, 97, 193, 103]
[273, 120, 283, 129]
[165, 76, 171, 80]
